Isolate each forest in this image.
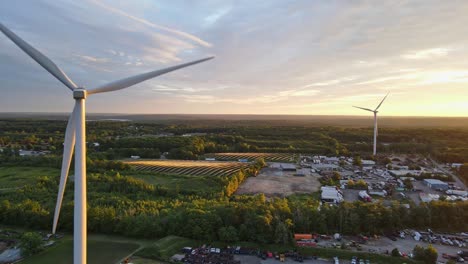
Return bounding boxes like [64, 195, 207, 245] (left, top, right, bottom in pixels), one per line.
[0, 169, 466, 245]
[1, 118, 468, 162]
[0, 118, 468, 245]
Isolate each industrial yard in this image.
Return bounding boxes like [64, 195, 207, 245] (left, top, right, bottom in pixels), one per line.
[234, 154, 467, 206]
[235, 164, 320, 197]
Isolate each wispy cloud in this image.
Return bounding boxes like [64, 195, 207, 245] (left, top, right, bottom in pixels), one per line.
[90, 0, 212, 48]
[204, 7, 231, 27]
[402, 48, 451, 60]
[73, 54, 108, 63]
[1, 1, 468, 116]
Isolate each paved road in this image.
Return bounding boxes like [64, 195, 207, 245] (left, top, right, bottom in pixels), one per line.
[235, 255, 332, 264]
[429, 157, 466, 190]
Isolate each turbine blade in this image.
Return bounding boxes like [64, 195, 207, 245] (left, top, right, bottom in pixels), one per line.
[88, 56, 214, 95]
[374, 92, 389, 111]
[52, 105, 77, 234]
[0, 23, 77, 91]
[353, 106, 375, 112]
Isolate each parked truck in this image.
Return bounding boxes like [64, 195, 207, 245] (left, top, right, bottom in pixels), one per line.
[359, 191, 372, 202]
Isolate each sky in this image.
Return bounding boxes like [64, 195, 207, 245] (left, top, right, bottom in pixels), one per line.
[0, 0, 467, 117]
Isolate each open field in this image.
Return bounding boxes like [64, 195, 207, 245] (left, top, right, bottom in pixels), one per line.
[21, 239, 140, 264]
[129, 256, 168, 264]
[0, 166, 60, 188]
[135, 235, 198, 260]
[125, 160, 249, 176]
[207, 153, 296, 162]
[129, 172, 224, 194]
[236, 165, 320, 197]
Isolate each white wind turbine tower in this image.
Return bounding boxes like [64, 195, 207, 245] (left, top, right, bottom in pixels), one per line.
[0, 23, 213, 264]
[353, 93, 389, 156]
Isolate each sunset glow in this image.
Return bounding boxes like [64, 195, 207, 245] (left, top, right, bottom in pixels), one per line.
[1, 1, 467, 116]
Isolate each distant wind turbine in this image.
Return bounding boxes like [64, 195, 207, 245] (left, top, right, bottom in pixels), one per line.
[353, 93, 389, 156]
[0, 23, 213, 264]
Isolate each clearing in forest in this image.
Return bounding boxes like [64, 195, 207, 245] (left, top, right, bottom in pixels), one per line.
[206, 152, 297, 162]
[125, 160, 250, 176]
[236, 166, 320, 197]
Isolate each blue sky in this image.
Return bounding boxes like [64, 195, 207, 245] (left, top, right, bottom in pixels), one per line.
[1, 0, 468, 116]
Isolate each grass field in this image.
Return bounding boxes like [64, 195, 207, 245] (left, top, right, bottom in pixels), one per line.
[135, 236, 198, 261]
[129, 172, 223, 194]
[0, 166, 60, 188]
[206, 152, 297, 162]
[21, 239, 140, 264]
[129, 256, 168, 264]
[125, 160, 250, 176]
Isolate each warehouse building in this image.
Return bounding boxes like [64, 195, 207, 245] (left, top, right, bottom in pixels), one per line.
[423, 179, 449, 191]
[280, 163, 297, 171]
[321, 186, 344, 204]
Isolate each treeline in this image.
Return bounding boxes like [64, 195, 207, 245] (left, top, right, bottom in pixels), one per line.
[0, 174, 466, 244]
[223, 158, 266, 196]
[3, 119, 468, 162]
[460, 164, 468, 185]
[0, 154, 130, 172]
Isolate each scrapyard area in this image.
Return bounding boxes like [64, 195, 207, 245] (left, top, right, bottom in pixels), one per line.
[235, 163, 321, 197]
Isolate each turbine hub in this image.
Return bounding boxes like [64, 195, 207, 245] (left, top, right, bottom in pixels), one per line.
[73, 88, 87, 99]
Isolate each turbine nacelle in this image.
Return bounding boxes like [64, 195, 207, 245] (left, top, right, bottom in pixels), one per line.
[73, 88, 87, 99]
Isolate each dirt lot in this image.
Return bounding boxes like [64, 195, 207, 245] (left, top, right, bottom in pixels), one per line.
[235, 164, 320, 197]
[235, 255, 330, 264]
[319, 236, 465, 263]
[342, 189, 361, 202]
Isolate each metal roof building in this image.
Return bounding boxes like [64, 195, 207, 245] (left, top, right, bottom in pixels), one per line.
[280, 163, 296, 171]
[423, 179, 449, 190]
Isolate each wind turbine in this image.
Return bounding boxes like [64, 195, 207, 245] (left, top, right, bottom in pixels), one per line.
[0, 23, 213, 264]
[353, 93, 389, 156]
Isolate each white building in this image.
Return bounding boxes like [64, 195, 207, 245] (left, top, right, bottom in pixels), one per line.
[361, 160, 376, 166]
[19, 150, 44, 157]
[280, 163, 296, 171]
[324, 157, 340, 164]
[389, 170, 423, 177]
[423, 179, 449, 190]
[321, 186, 344, 203]
[311, 163, 340, 172]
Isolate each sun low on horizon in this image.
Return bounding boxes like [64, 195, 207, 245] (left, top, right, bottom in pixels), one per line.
[0, 1, 467, 117]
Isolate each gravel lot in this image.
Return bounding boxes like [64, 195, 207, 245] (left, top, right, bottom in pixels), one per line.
[319, 236, 465, 263]
[236, 165, 320, 197]
[235, 255, 331, 264]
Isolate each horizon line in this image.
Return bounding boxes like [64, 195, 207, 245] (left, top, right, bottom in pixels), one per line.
[0, 111, 467, 118]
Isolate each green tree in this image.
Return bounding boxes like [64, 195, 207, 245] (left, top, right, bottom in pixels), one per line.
[391, 248, 400, 257]
[20, 232, 43, 257]
[332, 172, 341, 181]
[424, 244, 438, 264]
[413, 245, 425, 260]
[403, 178, 413, 190]
[353, 156, 362, 167]
[218, 226, 238, 242]
[274, 222, 291, 245]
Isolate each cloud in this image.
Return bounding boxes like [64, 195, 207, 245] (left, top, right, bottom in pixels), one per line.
[204, 7, 231, 27]
[402, 48, 451, 60]
[1, 0, 468, 116]
[73, 54, 108, 63]
[90, 0, 212, 48]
